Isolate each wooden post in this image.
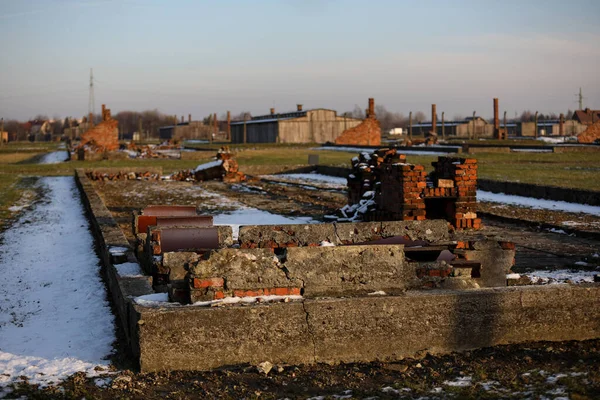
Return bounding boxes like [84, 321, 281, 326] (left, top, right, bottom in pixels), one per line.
[409, 111, 413, 141]
[534, 111, 539, 138]
[243, 114, 247, 144]
[226, 111, 231, 141]
[441, 112, 445, 140]
[138, 117, 142, 142]
[504, 111, 507, 137]
[472, 111, 476, 140]
[0, 118, 4, 146]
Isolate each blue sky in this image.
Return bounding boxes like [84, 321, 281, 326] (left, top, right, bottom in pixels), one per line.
[0, 0, 599, 120]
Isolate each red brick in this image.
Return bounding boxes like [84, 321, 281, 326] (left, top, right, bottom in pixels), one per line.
[192, 277, 225, 289]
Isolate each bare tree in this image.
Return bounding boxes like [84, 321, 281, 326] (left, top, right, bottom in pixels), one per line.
[413, 111, 426, 123]
[520, 110, 534, 122]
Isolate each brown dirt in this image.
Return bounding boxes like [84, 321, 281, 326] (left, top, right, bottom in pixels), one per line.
[10, 340, 600, 399]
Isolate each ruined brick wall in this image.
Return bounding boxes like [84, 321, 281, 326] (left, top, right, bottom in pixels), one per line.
[80, 105, 119, 151]
[341, 149, 480, 229]
[334, 117, 381, 146]
[577, 120, 600, 143]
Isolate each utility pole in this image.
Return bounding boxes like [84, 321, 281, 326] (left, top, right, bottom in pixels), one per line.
[504, 111, 507, 136]
[534, 111, 539, 138]
[138, 117, 142, 142]
[577, 87, 583, 110]
[409, 111, 413, 141]
[1, 118, 4, 146]
[88, 68, 95, 125]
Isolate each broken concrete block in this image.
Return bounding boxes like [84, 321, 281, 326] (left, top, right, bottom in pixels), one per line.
[284, 245, 416, 297]
[239, 223, 338, 248]
[189, 249, 299, 291]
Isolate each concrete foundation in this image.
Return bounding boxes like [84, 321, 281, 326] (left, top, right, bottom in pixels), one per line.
[75, 169, 600, 373]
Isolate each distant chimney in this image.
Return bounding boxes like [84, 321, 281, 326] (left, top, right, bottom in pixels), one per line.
[493, 98, 499, 129]
[270, 108, 275, 115]
[431, 104, 437, 133]
[559, 113, 564, 135]
[188, 114, 191, 123]
[101, 104, 106, 120]
[227, 111, 231, 140]
[88, 112, 93, 127]
[297, 104, 303, 112]
[367, 98, 375, 118]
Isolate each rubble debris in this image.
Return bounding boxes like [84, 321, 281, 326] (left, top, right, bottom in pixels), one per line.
[86, 171, 161, 181]
[77, 104, 119, 154]
[170, 147, 246, 183]
[335, 98, 381, 146]
[577, 120, 600, 143]
[336, 148, 480, 229]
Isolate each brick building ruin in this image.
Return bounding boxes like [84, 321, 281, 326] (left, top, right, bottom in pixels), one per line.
[341, 148, 480, 229]
[77, 104, 119, 154]
[335, 98, 382, 146]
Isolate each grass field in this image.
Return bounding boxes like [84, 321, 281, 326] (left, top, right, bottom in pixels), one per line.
[1, 141, 599, 230]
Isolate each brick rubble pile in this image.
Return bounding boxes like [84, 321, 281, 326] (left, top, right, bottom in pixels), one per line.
[338, 148, 480, 229]
[170, 147, 246, 182]
[577, 120, 600, 143]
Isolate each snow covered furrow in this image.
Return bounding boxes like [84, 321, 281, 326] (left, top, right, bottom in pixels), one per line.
[0, 177, 115, 387]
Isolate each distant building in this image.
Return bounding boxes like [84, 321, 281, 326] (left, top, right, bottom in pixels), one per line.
[518, 120, 586, 137]
[573, 108, 600, 126]
[159, 121, 212, 141]
[229, 105, 363, 144]
[411, 117, 501, 138]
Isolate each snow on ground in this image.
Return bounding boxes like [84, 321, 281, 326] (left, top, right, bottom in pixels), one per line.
[39, 151, 69, 164]
[527, 269, 598, 284]
[0, 177, 115, 388]
[511, 148, 553, 153]
[478, 190, 600, 216]
[310, 146, 451, 156]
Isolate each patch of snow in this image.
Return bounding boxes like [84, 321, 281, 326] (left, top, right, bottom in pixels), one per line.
[511, 148, 553, 153]
[134, 293, 169, 305]
[368, 291, 387, 296]
[213, 204, 315, 240]
[575, 261, 590, 266]
[192, 295, 303, 307]
[320, 241, 335, 247]
[478, 381, 500, 391]
[0, 177, 115, 388]
[39, 151, 69, 164]
[538, 137, 566, 143]
[192, 160, 222, 173]
[443, 376, 473, 387]
[506, 273, 521, 279]
[478, 190, 600, 216]
[527, 269, 597, 284]
[108, 246, 128, 256]
[546, 373, 568, 384]
[279, 173, 347, 186]
[114, 262, 144, 277]
[548, 228, 567, 235]
[94, 377, 113, 387]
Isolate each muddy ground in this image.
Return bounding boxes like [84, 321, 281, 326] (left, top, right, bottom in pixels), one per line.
[7, 174, 600, 399]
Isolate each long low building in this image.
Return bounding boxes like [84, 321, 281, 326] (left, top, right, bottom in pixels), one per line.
[230, 105, 363, 144]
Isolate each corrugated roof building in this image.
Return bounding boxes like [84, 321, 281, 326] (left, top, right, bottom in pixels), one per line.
[230, 105, 363, 144]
